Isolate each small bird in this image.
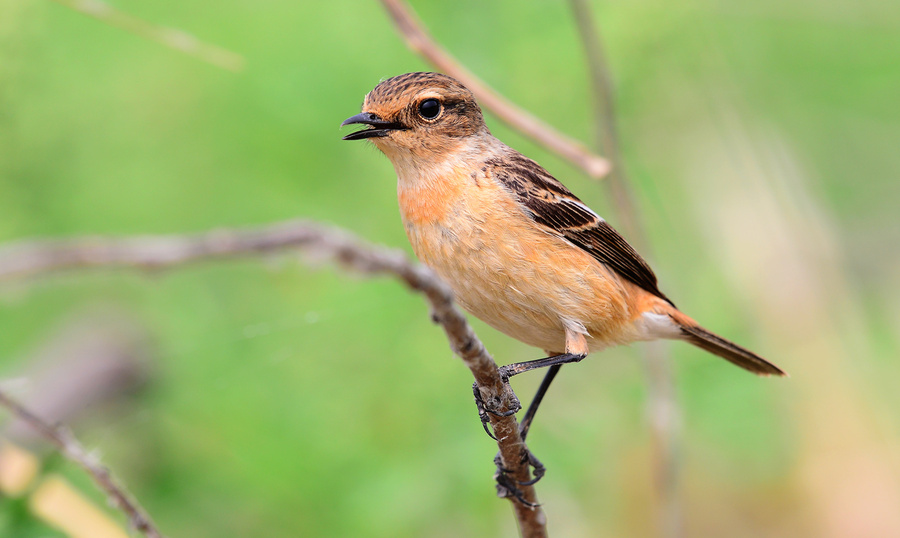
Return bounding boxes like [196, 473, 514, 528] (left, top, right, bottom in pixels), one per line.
[341, 72, 784, 407]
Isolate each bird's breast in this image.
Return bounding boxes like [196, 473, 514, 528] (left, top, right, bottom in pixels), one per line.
[397, 165, 495, 271]
[395, 163, 638, 352]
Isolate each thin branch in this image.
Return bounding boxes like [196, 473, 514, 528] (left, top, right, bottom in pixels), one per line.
[568, 1, 683, 536]
[0, 220, 341, 281]
[0, 389, 162, 538]
[566, 1, 631, 230]
[568, 0, 638, 236]
[50, 0, 245, 72]
[377, 0, 610, 180]
[0, 220, 548, 537]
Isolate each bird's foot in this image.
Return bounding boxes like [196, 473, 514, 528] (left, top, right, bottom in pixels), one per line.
[494, 450, 545, 506]
[472, 380, 521, 440]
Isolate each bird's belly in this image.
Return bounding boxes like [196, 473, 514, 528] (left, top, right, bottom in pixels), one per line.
[403, 205, 637, 353]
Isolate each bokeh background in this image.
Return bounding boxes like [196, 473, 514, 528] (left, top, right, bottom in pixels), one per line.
[1, 0, 898, 536]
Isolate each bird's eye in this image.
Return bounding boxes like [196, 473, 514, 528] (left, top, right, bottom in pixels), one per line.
[418, 98, 441, 120]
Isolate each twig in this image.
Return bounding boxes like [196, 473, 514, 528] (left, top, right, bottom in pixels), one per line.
[377, 0, 610, 180]
[3, 309, 151, 444]
[0, 220, 345, 281]
[0, 389, 162, 538]
[568, 1, 683, 536]
[0, 220, 548, 537]
[49, 0, 245, 72]
[567, 0, 637, 234]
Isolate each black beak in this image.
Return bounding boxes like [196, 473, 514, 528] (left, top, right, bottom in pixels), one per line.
[341, 112, 407, 140]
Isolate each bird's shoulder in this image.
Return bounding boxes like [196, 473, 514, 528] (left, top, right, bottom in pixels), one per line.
[481, 148, 673, 305]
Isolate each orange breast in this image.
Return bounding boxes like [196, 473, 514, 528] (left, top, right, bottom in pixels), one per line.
[397, 169, 467, 227]
[394, 158, 673, 355]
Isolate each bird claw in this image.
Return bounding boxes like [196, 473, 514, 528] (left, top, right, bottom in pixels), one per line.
[472, 382, 521, 440]
[472, 373, 540, 506]
[497, 364, 512, 382]
[493, 450, 545, 506]
[516, 449, 546, 486]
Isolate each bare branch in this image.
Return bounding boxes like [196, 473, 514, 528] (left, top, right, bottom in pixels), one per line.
[50, 0, 245, 72]
[0, 220, 340, 281]
[568, 0, 638, 235]
[3, 309, 151, 445]
[0, 389, 162, 538]
[0, 220, 548, 536]
[377, 0, 610, 180]
[568, 1, 683, 536]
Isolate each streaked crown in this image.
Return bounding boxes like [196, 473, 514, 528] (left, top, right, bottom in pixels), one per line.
[342, 72, 489, 151]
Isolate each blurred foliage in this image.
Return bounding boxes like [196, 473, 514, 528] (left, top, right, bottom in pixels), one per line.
[1, 0, 898, 536]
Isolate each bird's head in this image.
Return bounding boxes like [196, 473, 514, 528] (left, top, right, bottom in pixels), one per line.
[341, 72, 489, 163]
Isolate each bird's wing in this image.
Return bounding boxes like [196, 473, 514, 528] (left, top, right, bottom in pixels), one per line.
[485, 151, 673, 306]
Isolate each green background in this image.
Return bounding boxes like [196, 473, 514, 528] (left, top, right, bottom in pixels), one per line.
[1, 0, 898, 536]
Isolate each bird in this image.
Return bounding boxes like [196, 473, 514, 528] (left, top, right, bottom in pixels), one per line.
[341, 72, 785, 421]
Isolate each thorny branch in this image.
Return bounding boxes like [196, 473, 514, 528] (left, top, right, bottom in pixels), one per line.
[0, 389, 163, 538]
[0, 220, 548, 538]
[377, 0, 611, 180]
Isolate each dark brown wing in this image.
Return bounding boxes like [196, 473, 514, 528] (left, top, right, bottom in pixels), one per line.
[484, 150, 674, 306]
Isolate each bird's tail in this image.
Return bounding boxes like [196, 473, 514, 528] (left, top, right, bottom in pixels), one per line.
[667, 311, 787, 377]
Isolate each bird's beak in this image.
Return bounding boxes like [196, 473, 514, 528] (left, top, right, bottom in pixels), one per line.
[341, 112, 407, 141]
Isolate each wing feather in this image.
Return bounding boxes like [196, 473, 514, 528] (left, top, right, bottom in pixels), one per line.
[485, 150, 673, 306]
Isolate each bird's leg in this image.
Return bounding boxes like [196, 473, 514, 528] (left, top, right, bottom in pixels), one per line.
[498, 352, 587, 380]
[503, 328, 589, 384]
[519, 364, 563, 441]
[476, 332, 587, 437]
[475, 362, 559, 462]
[489, 331, 589, 495]
[474, 354, 580, 439]
[490, 364, 561, 494]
